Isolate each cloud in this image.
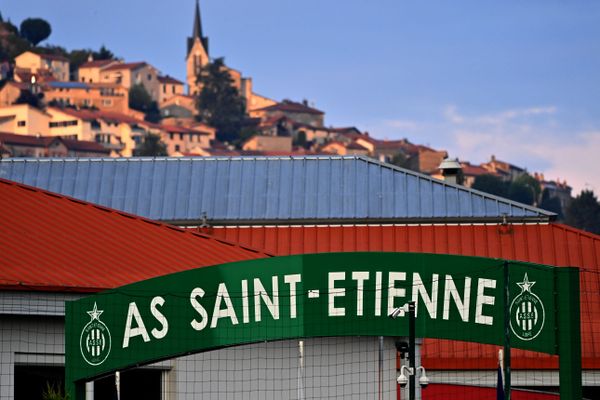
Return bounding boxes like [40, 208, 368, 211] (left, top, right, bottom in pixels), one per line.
[441, 105, 597, 194]
[443, 104, 557, 125]
[375, 105, 599, 195]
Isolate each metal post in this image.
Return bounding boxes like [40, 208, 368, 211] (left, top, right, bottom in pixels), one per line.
[556, 267, 582, 399]
[503, 261, 511, 400]
[408, 301, 416, 400]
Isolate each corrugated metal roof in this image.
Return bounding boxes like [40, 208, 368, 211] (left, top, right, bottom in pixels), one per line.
[209, 223, 600, 370]
[0, 156, 555, 224]
[0, 178, 270, 292]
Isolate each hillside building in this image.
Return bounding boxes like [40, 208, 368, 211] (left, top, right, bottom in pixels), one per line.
[14, 51, 70, 82]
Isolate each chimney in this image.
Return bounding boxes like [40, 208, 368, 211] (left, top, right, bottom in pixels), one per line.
[438, 157, 463, 185]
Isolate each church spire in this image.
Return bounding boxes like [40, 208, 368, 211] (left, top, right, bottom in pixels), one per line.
[192, 0, 203, 39]
[187, 0, 209, 56]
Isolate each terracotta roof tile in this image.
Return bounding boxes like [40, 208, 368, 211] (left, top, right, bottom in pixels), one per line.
[256, 99, 324, 115]
[0, 178, 270, 292]
[79, 59, 117, 68]
[158, 75, 184, 85]
[102, 62, 147, 72]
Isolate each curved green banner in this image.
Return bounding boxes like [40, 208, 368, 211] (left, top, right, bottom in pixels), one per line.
[66, 252, 569, 384]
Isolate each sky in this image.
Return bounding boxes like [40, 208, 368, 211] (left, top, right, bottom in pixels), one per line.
[3, 0, 600, 194]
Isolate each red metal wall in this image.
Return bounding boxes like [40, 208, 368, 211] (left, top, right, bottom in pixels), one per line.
[208, 223, 600, 370]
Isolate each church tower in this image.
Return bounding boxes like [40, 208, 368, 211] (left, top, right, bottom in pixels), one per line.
[186, 0, 210, 95]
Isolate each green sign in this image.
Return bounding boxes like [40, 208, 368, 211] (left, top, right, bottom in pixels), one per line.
[65, 252, 580, 398]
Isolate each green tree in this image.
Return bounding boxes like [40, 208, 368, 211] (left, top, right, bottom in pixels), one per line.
[96, 45, 114, 60]
[129, 83, 160, 122]
[0, 21, 31, 61]
[564, 190, 600, 235]
[472, 174, 509, 197]
[68, 46, 116, 76]
[196, 58, 246, 144]
[293, 131, 307, 148]
[20, 18, 52, 46]
[538, 189, 563, 220]
[513, 174, 541, 205]
[507, 181, 535, 205]
[134, 133, 168, 157]
[14, 89, 43, 108]
[389, 152, 417, 171]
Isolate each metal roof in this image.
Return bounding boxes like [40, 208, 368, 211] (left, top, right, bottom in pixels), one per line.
[209, 223, 600, 370]
[0, 178, 270, 292]
[0, 156, 555, 224]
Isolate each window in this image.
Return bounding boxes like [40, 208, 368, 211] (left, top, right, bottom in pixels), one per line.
[179, 133, 183, 140]
[172, 85, 176, 94]
[163, 85, 166, 94]
[102, 99, 113, 106]
[147, 74, 152, 81]
[49, 120, 78, 128]
[14, 365, 65, 400]
[169, 133, 174, 140]
[17, 120, 26, 127]
[175, 144, 180, 152]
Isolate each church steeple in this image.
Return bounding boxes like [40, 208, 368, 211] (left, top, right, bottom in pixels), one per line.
[187, 0, 209, 57]
[186, 0, 210, 95]
[192, 0, 203, 40]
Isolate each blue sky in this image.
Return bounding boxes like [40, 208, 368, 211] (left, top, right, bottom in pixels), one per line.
[4, 0, 600, 194]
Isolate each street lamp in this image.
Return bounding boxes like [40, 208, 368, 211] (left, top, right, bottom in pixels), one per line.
[389, 301, 428, 400]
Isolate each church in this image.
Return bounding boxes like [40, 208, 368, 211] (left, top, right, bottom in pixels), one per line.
[185, 0, 276, 112]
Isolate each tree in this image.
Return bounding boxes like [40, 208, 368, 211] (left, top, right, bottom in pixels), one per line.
[20, 18, 52, 46]
[293, 131, 307, 148]
[96, 45, 114, 60]
[134, 133, 168, 157]
[68, 46, 116, 75]
[472, 174, 508, 197]
[538, 189, 563, 220]
[507, 180, 535, 205]
[564, 190, 600, 235]
[390, 152, 417, 171]
[14, 89, 43, 108]
[513, 174, 541, 205]
[196, 58, 246, 144]
[129, 83, 160, 122]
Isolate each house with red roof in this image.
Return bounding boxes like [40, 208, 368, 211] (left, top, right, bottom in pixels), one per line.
[100, 61, 160, 102]
[0, 132, 110, 158]
[482, 154, 527, 181]
[77, 58, 120, 83]
[250, 99, 325, 127]
[157, 75, 185, 105]
[14, 51, 70, 81]
[42, 81, 130, 114]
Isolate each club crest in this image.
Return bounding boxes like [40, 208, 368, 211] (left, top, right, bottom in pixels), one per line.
[510, 273, 545, 341]
[80, 302, 112, 366]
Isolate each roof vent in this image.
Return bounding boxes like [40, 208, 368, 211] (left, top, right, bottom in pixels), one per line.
[439, 157, 463, 185]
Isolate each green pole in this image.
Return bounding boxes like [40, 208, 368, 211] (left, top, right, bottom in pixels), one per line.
[556, 267, 582, 399]
[503, 261, 511, 400]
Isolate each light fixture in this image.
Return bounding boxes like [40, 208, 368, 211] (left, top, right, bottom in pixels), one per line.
[397, 365, 412, 387]
[417, 366, 429, 388]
